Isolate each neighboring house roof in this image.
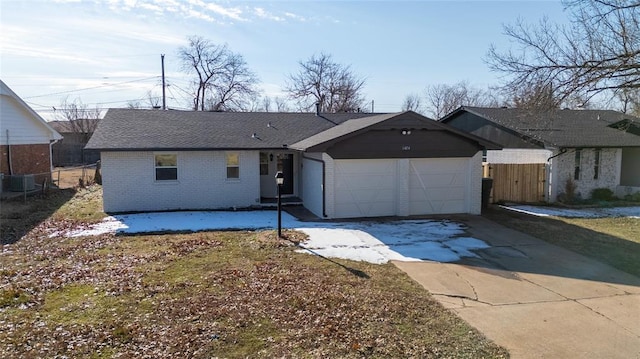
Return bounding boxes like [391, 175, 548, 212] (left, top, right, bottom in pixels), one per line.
[49, 118, 100, 133]
[0, 79, 62, 142]
[85, 109, 380, 151]
[291, 111, 501, 151]
[441, 106, 640, 148]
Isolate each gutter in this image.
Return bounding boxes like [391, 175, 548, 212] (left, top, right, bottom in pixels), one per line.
[547, 148, 568, 162]
[302, 154, 327, 218]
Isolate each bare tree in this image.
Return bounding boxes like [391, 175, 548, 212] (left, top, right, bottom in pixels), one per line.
[487, 0, 640, 108]
[615, 89, 640, 115]
[509, 82, 562, 110]
[55, 97, 101, 142]
[126, 91, 161, 109]
[424, 81, 497, 119]
[147, 90, 161, 108]
[274, 96, 290, 112]
[262, 96, 272, 112]
[178, 36, 259, 111]
[401, 93, 424, 114]
[285, 53, 367, 113]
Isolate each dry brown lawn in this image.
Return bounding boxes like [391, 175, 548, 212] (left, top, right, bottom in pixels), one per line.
[0, 187, 508, 358]
[52, 166, 97, 189]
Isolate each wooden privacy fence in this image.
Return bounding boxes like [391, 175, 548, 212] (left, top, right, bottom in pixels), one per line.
[483, 163, 546, 203]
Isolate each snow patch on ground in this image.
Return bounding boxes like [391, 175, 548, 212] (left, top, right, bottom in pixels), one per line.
[62, 211, 490, 264]
[503, 205, 640, 219]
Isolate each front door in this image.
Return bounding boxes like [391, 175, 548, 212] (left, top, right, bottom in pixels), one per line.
[278, 154, 294, 195]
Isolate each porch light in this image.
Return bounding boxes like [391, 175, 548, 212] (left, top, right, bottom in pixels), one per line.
[275, 171, 284, 238]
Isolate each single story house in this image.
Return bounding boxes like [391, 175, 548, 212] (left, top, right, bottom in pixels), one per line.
[86, 109, 499, 218]
[50, 118, 101, 166]
[441, 106, 640, 201]
[0, 79, 62, 192]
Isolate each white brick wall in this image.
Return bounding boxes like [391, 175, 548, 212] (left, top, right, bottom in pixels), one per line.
[301, 155, 324, 218]
[322, 153, 336, 218]
[468, 151, 483, 215]
[550, 148, 621, 201]
[101, 151, 260, 212]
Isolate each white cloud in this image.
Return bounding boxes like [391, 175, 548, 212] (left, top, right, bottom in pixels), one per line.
[254, 7, 284, 22]
[284, 12, 306, 22]
[187, 0, 246, 22]
[138, 2, 164, 13]
[184, 8, 215, 22]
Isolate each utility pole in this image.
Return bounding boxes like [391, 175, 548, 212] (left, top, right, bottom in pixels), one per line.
[161, 54, 166, 110]
[371, 99, 374, 113]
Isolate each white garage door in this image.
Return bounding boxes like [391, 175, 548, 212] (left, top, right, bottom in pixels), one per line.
[409, 158, 468, 215]
[334, 159, 397, 218]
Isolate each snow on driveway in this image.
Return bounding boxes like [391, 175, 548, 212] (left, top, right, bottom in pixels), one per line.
[503, 205, 640, 219]
[64, 211, 490, 264]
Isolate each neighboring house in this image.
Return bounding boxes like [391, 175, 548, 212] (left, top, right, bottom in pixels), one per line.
[441, 106, 640, 202]
[86, 109, 499, 218]
[49, 119, 101, 166]
[0, 80, 62, 191]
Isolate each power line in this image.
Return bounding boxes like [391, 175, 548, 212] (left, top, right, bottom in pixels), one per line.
[23, 76, 160, 99]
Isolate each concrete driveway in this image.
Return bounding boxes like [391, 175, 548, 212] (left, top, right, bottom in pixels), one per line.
[394, 216, 640, 359]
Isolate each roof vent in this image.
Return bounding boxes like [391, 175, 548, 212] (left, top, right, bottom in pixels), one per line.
[251, 133, 258, 139]
[267, 121, 272, 128]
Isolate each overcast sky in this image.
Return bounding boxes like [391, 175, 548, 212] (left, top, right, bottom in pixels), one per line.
[1, 0, 569, 120]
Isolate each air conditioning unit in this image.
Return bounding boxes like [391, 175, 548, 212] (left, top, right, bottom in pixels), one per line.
[9, 174, 35, 192]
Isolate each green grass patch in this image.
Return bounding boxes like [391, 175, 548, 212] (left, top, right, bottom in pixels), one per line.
[52, 185, 105, 222]
[0, 288, 31, 308]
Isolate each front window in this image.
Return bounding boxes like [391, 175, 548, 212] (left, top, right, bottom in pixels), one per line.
[260, 153, 269, 175]
[226, 152, 240, 179]
[155, 154, 177, 181]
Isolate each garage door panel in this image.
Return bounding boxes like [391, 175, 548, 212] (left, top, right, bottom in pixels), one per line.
[334, 160, 397, 218]
[333, 158, 472, 218]
[410, 174, 464, 187]
[425, 188, 465, 201]
[409, 158, 469, 215]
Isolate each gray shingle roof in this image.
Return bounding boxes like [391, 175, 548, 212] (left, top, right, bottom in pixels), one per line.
[85, 109, 381, 151]
[290, 113, 400, 150]
[453, 106, 640, 148]
[291, 111, 502, 151]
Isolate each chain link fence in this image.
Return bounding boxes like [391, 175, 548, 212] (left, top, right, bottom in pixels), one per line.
[1, 162, 100, 202]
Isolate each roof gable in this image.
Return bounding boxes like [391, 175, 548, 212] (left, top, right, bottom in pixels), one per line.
[0, 79, 62, 144]
[442, 106, 640, 148]
[291, 111, 501, 153]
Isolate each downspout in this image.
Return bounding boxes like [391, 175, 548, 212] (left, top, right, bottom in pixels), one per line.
[49, 137, 60, 171]
[302, 154, 327, 218]
[6, 129, 13, 175]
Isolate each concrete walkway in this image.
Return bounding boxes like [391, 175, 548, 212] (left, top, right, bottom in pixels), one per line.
[393, 216, 640, 359]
